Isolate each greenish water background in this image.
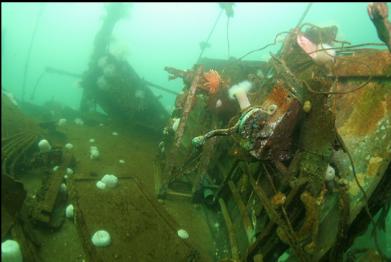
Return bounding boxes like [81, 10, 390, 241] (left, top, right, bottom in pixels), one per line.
[1, 2, 388, 111]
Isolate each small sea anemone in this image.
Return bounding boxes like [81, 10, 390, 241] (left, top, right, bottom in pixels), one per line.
[228, 80, 253, 110]
[90, 146, 100, 160]
[38, 139, 51, 153]
[58, 118, 67, 126]
[215, 99, 222, 108]
[177, 229, 189, 239]
[325, 164, 335, 181]
[100, 174, 118, 188]
[65, 204, 74, 219]
[66, 168, 74, 175]
[91, 230, 111, 247]
[172, 118, 180, 132]
[1, 240, 23, 262]
[65, 143, 73, 150]
[96, 181, 106, 190]
[60, 183, 67, 192]
[74, 118, 84, 125]
[203, 69, 221, 95]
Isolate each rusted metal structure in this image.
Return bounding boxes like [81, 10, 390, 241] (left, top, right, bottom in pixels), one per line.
[2, 4, 391, 261]
[156, 23, 391, 261]
[368, 2, 391, 52]
[79, 3, 169, 133]
[69, 175, 201, 261]
[1, 94, 45, 261]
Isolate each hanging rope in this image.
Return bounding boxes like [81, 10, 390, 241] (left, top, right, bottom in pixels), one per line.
[21, 3, 45, 102]
[295, 3, 313, 29]
[29, 70, 47, 101]
[197, 9, 224, 63]
[227, 16, 231, 59]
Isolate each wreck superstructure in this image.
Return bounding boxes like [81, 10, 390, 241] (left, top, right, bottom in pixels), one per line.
[156, 22, 391, 261]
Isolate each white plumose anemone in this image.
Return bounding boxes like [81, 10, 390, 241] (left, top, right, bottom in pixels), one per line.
[60, 183, 67, 192]
[1, 240, 23, 262]
[96, 181, 106, 190]
[325, 165, 336, 181]
[58, 118, 67, 126]
[38, 139, 51, 153]
[228, 80, 253, 110]
[65, 204, 74, 218]
[90, 146, 100, 160]
[91, 230, 111, 247]
[172, 118, 180, 132]
[215, 99, 222, 108]
[74, 118, 84, 125]
[100, 174, 118, 188]
[65, 143, 73, 150]
[177, 229, 189, 239]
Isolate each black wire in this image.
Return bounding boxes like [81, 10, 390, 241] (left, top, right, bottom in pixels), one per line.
[21, 3, 45, 102]
[197, 9, 224, 63]
[238, 31, 290, 61]
[29, 70, 47, 101]
[238, 3, 313, 61]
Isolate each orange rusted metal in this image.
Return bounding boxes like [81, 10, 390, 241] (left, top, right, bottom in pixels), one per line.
[175, 65, 204, 148]
[334, 50, 391, 77]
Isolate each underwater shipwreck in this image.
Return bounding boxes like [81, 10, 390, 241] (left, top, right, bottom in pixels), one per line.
[2, 3, 391, 262]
